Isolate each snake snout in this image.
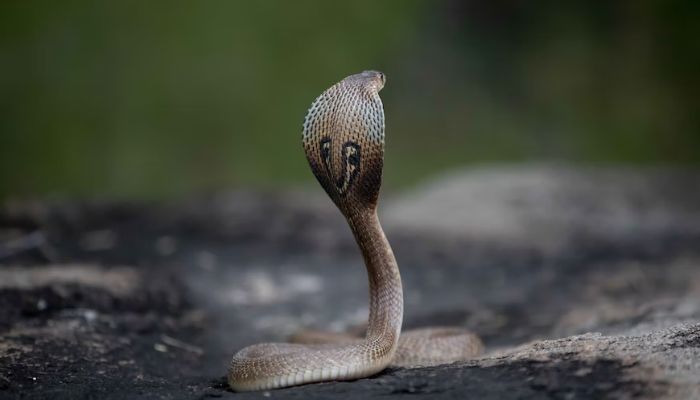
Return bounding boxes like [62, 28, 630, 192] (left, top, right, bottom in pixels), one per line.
[360, 70, 385, 91]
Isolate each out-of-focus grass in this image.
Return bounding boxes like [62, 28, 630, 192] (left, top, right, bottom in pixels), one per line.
[1, 1, 698, 199]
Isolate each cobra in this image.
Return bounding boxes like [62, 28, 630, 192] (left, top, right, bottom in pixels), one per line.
[228, 71, 483, 391]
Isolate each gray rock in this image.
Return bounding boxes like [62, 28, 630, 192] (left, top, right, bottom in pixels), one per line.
[384, 165, 700, 252]
[0, 166, 699, 399]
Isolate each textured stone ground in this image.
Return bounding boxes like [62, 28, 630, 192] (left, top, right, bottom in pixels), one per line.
[1, 166, 699, 399]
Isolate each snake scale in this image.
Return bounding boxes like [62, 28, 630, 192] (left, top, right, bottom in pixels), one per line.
[228, 71, 483, 391]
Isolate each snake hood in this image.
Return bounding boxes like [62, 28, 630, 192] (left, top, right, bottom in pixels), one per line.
[302, 70, 387, 214]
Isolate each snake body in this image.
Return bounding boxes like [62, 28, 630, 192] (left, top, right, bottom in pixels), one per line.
[228, 71, 482, 391]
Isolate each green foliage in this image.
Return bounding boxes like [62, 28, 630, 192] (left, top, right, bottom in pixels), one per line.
[1, 1, 697, 199]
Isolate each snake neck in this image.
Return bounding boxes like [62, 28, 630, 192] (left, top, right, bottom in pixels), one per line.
[346, 208, 403, 348]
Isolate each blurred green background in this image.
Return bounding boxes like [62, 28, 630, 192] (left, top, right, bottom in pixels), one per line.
[2, 1, 698, 199]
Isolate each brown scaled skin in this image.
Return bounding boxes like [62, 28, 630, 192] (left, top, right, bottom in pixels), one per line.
[228, 71, 482, 392]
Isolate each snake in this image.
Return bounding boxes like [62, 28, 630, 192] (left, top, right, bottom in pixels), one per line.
[228, 71, 483, 391]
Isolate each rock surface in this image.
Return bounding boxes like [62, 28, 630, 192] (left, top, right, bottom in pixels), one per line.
[0, 166, 699, 399]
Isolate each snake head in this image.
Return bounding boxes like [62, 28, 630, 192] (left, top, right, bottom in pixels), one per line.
[302, 71, 386, 214]
[361, 70, 385, 91]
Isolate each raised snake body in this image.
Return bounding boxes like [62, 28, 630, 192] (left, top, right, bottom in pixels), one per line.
[228, 71, 482, 391]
